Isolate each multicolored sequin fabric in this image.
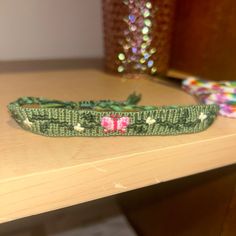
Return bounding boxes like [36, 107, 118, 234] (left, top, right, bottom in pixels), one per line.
[103, 0, 176, 75]
[183, 77, 236, 118]
[117, 0, 158, 74]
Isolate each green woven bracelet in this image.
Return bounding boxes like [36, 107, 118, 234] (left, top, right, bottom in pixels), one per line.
[8, 93, 219, 137]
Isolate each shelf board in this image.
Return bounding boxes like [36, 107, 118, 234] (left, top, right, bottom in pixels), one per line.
[0, 69, 235, 223]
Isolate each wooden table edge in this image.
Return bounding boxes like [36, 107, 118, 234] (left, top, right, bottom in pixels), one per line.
[1, 133, 236, 223]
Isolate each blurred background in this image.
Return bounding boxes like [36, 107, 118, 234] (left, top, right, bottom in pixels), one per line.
[1, 0, 236, 80]
[0, 0, 103, 60]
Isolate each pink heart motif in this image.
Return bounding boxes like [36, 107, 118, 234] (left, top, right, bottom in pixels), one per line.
[101, 115, 130, 133]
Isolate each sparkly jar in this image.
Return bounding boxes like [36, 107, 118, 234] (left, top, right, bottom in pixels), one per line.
[103, 0, 176, 75]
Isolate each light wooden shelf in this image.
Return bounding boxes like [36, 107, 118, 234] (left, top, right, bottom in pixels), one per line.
[0, 69, 236, 223]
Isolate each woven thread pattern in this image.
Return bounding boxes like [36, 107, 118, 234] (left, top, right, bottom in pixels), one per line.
[8, 97, 219, 137]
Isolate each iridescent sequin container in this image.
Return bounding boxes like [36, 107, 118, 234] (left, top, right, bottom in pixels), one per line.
[103, 0, 176, 75]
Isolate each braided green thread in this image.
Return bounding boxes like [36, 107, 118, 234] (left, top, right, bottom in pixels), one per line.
[8, 94, 219, 137]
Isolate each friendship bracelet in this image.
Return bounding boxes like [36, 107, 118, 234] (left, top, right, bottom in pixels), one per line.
[183, 77, 236, 118]
[8, 93, 219, 137]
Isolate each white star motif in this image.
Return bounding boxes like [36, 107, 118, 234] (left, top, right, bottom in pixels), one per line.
[146, 117, 156, 125]
[23, 118, 33, 128]
[198, 112, 207, 122]
[74, 123, 85, 132]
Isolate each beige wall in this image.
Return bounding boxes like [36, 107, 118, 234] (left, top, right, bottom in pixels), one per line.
[0, 0, 103, 60]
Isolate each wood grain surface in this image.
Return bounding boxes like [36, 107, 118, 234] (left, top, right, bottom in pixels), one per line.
[0, 69, 236, 223]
